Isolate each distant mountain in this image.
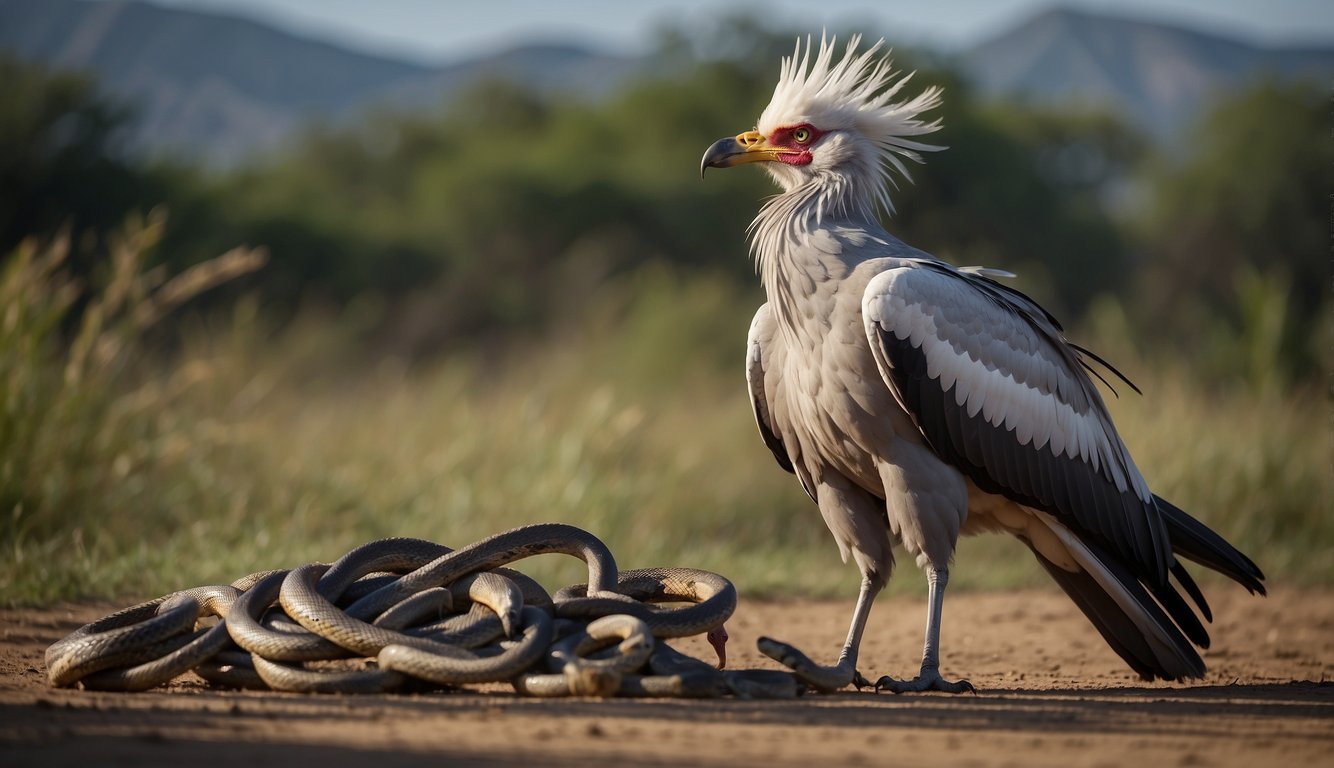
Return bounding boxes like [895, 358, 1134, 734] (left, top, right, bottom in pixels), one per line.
[0, 0, 434, 165]
[381, 43, 646, 111]
[0, 0, 643, 166]
[0, 0, 1329, 165]
[960, 7, 1334, 140]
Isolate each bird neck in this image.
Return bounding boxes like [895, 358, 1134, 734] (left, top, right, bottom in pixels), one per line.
[749, 179, 879, 332]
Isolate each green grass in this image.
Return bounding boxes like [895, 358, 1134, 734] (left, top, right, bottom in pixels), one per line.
[1, 232, 1328, 607]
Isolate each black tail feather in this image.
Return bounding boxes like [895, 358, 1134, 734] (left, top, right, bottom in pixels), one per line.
[1148, 576, 1210, 648]
[1024, 498, 1263, 681]
[1155, 495, 1267, 595]
[1025, 539, 1205, 681]
[1171, 561, 1212, 623]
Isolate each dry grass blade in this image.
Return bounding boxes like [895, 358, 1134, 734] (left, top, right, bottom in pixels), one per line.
[133, 246, 268, 331]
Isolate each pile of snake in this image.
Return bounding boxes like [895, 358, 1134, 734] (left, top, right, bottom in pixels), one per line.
[45, 523, 810, 698]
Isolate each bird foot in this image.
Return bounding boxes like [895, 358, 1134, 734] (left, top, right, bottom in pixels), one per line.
[874, 667, 975, 694]
[757, 636, 858, 692]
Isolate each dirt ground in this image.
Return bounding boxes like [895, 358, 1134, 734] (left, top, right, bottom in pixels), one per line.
[2, 586, 1331, 767]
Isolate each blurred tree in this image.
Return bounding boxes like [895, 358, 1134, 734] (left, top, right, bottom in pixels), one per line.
[1135, 79, 1329, 384]
[142, 19, 1143, 354]
[21, 16, 1307, 380]
[0, 55, 163, 258]
[163, 47, 781, 354]
[888, 67, 1145, 318]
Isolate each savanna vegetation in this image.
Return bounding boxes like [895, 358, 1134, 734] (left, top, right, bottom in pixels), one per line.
[1, 22, 1328, 606]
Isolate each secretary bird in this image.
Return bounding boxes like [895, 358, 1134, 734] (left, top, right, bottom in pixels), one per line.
[700, 35, 1264, 692]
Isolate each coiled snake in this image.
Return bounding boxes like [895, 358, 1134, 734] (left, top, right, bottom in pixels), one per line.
[45, 523, 806, 698]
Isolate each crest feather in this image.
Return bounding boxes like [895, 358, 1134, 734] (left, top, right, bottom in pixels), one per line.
[758, 34, 945, 216]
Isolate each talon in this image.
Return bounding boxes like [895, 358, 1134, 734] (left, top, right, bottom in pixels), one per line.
[874, 669, 974, 694]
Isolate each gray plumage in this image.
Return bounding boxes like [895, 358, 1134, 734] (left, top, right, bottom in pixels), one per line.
[702, 35, 1263, 691]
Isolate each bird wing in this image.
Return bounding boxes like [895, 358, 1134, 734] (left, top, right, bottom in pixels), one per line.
[747, 303, 816, 501]
[860, 260, 1171, 586]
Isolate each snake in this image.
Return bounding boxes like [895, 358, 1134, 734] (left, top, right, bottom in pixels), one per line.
[554, 566, 736, 666]
[513, 614, 655, 697]
[44, 523, 804, 698]
[47, 577, 257, 691]
[340, 523, 620, 621]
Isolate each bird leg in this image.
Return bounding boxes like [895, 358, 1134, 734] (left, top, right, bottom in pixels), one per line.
[759, 574, 881, 692]
[875, 566, 974, 693]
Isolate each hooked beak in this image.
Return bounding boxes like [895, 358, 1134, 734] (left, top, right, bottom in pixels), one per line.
[700, 130, 782, 179]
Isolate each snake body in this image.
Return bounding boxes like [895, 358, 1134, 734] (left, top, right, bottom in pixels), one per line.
[555, 567, 737, 639]
[46, 523, 802, 698]
[342, 523, 619, 620]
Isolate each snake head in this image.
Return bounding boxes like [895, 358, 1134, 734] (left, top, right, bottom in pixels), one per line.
[501, 606, 521, 639]
[706, 625, 729, 669]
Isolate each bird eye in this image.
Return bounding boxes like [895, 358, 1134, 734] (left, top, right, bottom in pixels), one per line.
[792, 128, 811, 144]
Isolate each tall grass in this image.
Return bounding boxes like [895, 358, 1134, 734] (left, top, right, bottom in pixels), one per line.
[1, 230, 1327, 607]
[1, 213, 265, 603]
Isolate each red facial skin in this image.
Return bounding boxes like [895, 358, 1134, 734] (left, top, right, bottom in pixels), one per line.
[768, 123, 826, 166]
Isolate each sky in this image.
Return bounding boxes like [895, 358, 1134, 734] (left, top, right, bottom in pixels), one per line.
[135, 0, 1334, 64]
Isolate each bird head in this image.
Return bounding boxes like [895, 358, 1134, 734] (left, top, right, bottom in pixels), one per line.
[701, 35, 944, 217]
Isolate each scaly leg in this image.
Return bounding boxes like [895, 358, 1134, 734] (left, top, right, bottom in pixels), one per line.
[876, 567, 973, 693]
[759, 574, 882, 691]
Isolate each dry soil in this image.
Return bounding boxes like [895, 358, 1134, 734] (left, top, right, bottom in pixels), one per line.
[2, 587, 1331, 767]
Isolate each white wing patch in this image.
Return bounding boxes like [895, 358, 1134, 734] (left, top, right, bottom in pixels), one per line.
[866, 266, 1149, 501]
